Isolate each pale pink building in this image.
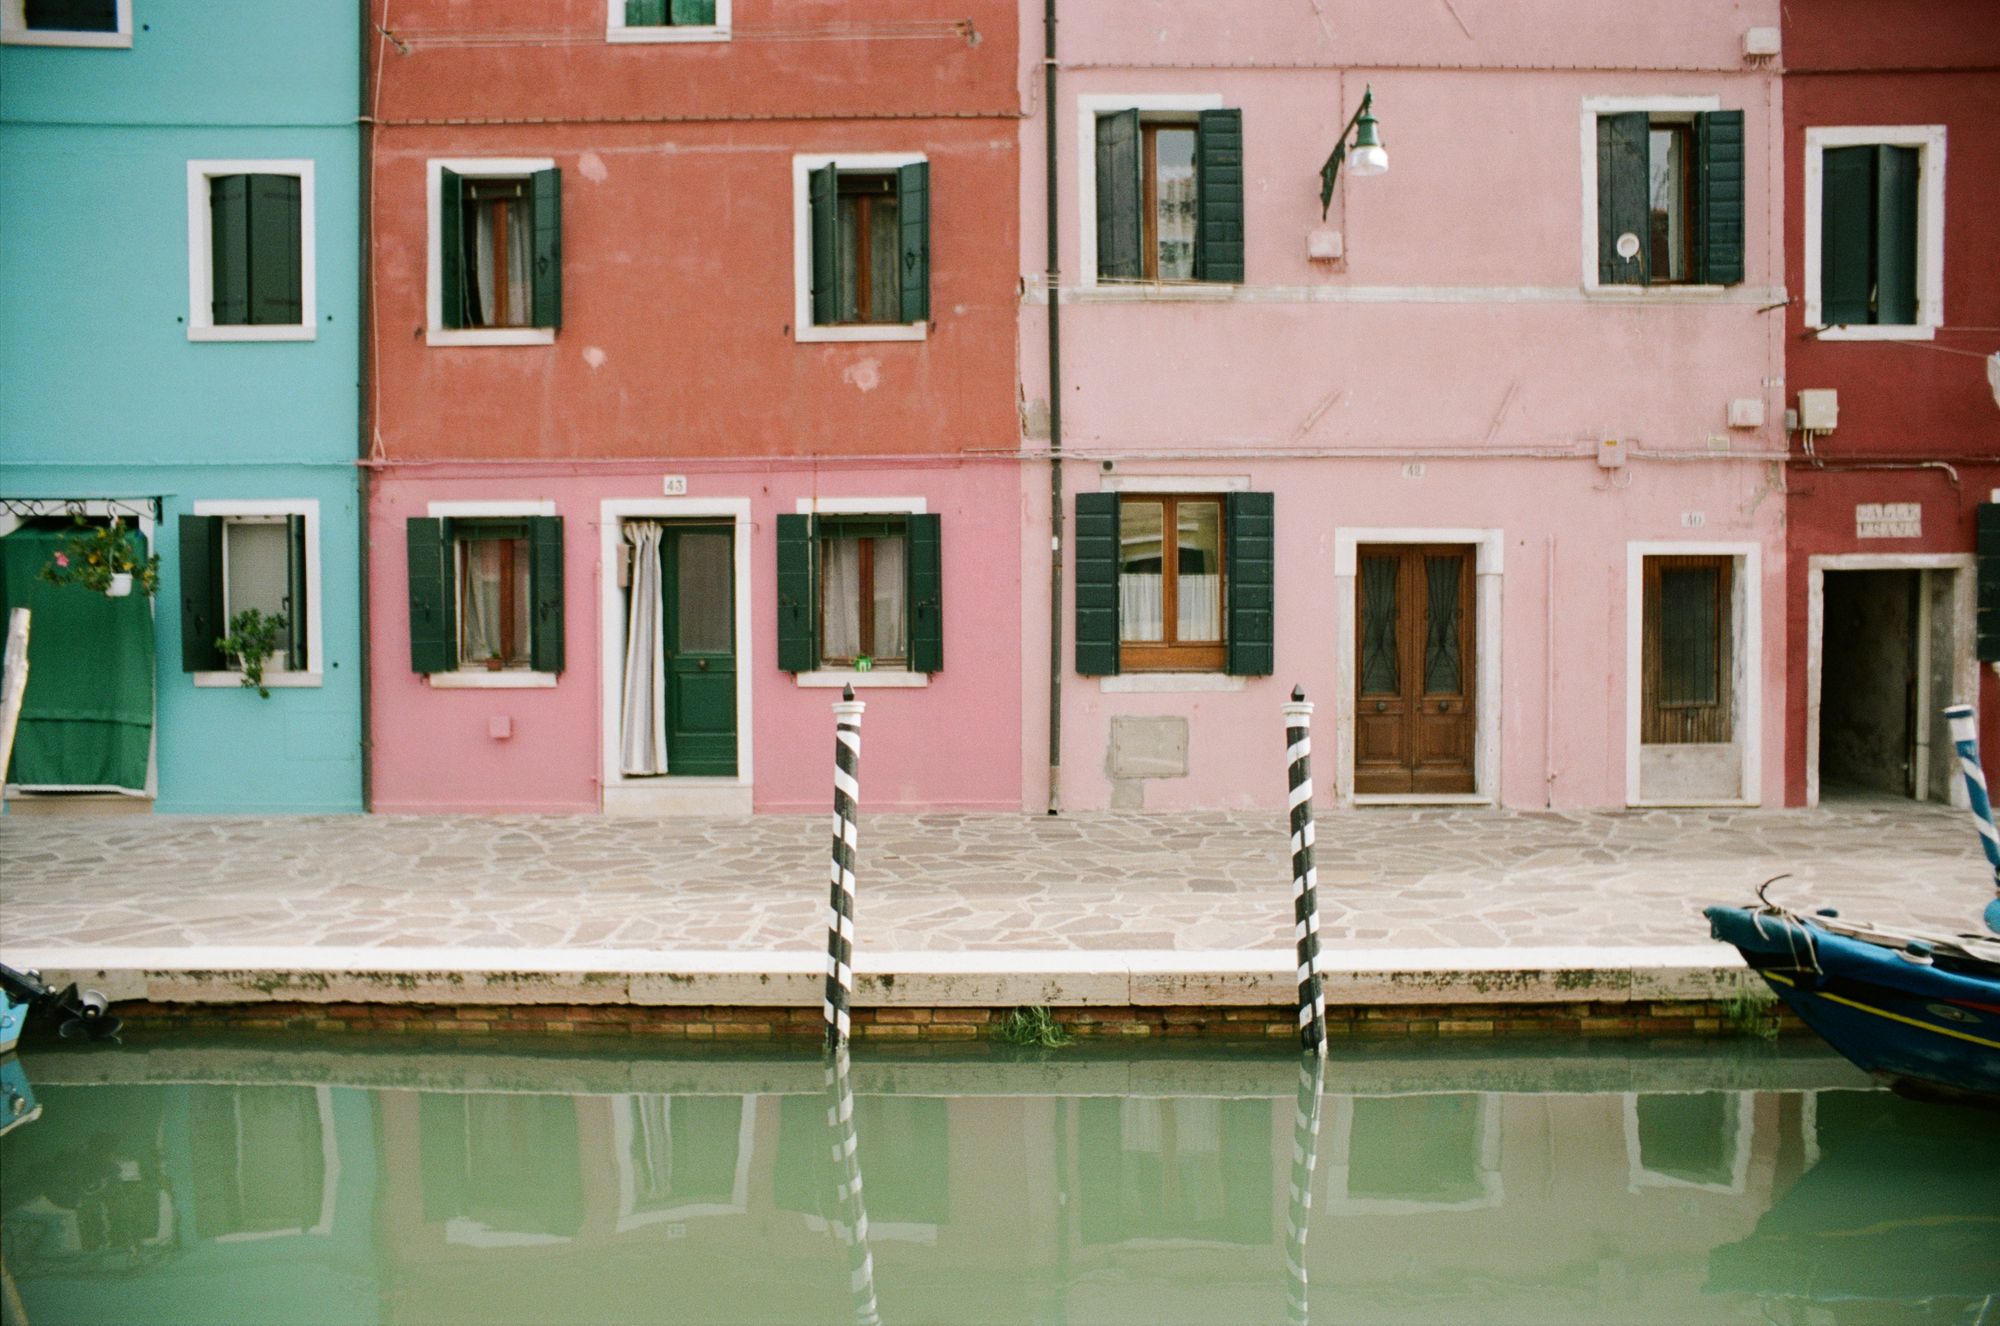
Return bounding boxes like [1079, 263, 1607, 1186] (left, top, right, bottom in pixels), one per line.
[1017, 0, 1792, 812]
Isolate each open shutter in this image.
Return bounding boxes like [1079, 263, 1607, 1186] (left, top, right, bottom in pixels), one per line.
[776, 514, 817, 672]
[1978, 503, 2000, 663]
[1596, 112, 1649, 286]
[439, 168, 466, 329]
[1074, 493, 1120, 675]
[670, 0, 716, 23]
[210, 176, 252, 325]
[530, 168, 562, 330]
[248, 174, 303, 325]
[1820, 145, 1874, 326]
[284, 514, 309, 670]
[1693, 110, 1744, 286]
[809, 165, 841, 327]
[1224, 491, 1274, 676]
[530, 515, 564, 673]
[1874, 145, 1919, 325]
[897, 161, 931, 325]
[177, 515, 226, 672]
[1194, 108, 1245, 283]
[906, 513, 942, 673]
[407, 517, 454, 674]
[1094, 109, 1142, 281]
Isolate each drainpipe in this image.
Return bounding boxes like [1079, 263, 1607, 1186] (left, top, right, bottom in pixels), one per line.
[1044, 0, 1064, 815]
[356, 4, 375, 812]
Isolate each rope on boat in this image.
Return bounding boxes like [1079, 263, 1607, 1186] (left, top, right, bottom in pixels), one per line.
[825, 686, 864, 1050]
[1284, 686, 1328, 1055]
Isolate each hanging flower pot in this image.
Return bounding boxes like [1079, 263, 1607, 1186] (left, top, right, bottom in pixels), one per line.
[37, 516, 161, 598]
[106, 573, 133, 598]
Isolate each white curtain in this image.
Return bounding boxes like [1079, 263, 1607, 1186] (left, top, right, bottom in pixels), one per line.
[620, 523, 668, 775]
[1177, 574, 1221, 641]
[460, 541, 502, 663]
[1119, 572, 1163, 642]
[870, 536, 905, 659]
[822, 537, 863, 661]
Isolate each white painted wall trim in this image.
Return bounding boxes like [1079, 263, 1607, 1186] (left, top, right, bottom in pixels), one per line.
[1101, 473, 1251, 493]
[189, 498, 324, 688]
[1075, 93, 1225, 292]
[1578, 94, 1724, 292]
[1334, 528, 1504, 577]
[185, 160, 317, 342]
[1802, 125, 1946, 337]
[426, 158, 558, 348]
[426, 500, 558, 518]
[794, 496, 927, 515]
[1, 0, 130, 46]
[604, 0, 730, 43]
[791, 152, 928, 343]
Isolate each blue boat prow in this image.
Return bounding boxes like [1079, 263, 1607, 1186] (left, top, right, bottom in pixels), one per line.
[1706, 905, 2000, 1106]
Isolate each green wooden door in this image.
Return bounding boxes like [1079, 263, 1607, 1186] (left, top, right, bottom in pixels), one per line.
[664, 525, 737, 776]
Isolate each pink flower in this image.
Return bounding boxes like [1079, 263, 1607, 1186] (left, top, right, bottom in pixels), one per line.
[53, 552, 68, 568]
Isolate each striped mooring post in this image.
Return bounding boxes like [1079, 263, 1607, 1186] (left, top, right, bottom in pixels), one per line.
[1284, 1050, 1327, 1326]
[1284, 686, 1328, 1054]
[1943, 704, 2000, 935]
[825, 1046, 882, 1326]
[825, 685, 865, 1049]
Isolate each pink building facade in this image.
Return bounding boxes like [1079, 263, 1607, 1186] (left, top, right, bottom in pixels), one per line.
[1017, 1, 1794, 812]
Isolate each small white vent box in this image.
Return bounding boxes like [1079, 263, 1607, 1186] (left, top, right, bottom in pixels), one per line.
[1798, 389, 1839, 431]
[1744, 27, 1780, 57]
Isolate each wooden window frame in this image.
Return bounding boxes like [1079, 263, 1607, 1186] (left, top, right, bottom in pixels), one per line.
[453, 521, 533, 672]
[461, 178, 530, 330]
[1642, 554, 1733, 744]
[833, 172, 900, 327]
[816, 517, 909, 670]
[1119, 493, 1226, 673]
[1138, 122, 1197, 283]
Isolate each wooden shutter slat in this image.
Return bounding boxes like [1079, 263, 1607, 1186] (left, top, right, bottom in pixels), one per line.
[1596, 113, 1649, 286]
[1874, 145, 1919, 325]
[1693, 110, 1744, 286]
[809, 165, 841, 327]
[776, 514, 817, 672]
[1225, 491, 1274, 676]
[624, 0, 667, 22]
[177, 515, 226, 671]
[1819, 146, 1874, 326]
[1194, 108, 1245, 284]
[897, 161, 931, 325]
[670, 0, 716, 23]
[407, 518, 454, 674]
[1074, 493, 1120, 675]
[906, 513, 942, 673]
[530, 168, 562, 330]
[1094, 110, 1142, 281]
[284, 513, 309, 670]
[438, 168, 466, 330]
[247, 174, 303, 325]
[530, 515, 564, 673]
[210, 175, 252, 325]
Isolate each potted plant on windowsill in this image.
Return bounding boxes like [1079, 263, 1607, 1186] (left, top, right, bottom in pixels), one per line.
[37, 517, 161, 598]
[215, 609, 288, 698]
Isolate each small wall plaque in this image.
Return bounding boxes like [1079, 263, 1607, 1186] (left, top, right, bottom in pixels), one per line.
[1856, 502, 1921, 539]
[663, 475, 688, 495]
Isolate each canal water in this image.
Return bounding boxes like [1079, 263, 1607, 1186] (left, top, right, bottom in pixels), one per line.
[1, 1035, 1994, 1325]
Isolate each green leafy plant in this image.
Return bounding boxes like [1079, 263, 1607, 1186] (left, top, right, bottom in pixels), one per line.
[999, 1005, 1072, 1049]
[1721, 988, 1781, 1040]
[37, 516, 161, 597]
[216, 609, 288, 698]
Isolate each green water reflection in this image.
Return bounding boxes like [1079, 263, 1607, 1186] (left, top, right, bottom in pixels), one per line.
[2, 1038, 1995, 1325]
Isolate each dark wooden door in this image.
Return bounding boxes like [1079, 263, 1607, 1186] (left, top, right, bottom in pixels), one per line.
[1355, 545, 1476, 794]
[664, 525, 736, 776]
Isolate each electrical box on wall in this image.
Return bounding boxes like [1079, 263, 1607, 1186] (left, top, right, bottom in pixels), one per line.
[1727, 398, 1765, 428]
[1798, 389, 1839, 431]
[1597, 438, 1626, 468]
[1743, 27, 1780, 57]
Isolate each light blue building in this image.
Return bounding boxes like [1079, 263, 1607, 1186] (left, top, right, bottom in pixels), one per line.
[1, 1, 362, 812]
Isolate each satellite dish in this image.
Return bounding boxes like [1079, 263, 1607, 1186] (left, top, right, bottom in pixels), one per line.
[1615, 232, 1641, 261]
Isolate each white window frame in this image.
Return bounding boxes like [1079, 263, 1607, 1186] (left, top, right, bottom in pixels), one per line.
[1625, 541, 1762, 807]
[185, 160, 317, 343]
[793, 496, 930, 688]
[1, 0, 130, 47]
[610, 1095, 756, 1232]
[1076, 93, 1225, 293]
[1803, 125, 1946, 340]
[1579, 95, 1728, 297]
[424, 499, 558, 688]
[1622, 1091, 1754, 1195]
[605, 0, 729, 43]
[426, 159, 558, 348]
[189, 499, 324, 689]
[791, 153, 929, 343]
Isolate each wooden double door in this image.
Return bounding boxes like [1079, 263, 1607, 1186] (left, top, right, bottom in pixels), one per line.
[1354, 545, 1476, 795]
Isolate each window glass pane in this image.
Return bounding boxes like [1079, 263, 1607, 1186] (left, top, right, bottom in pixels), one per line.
[26, 0, 118, 31]
[1648, 126, 1685, 282]
[676, 530, 732, 654]
[870, 534, 906, 661]
[868, 195, 901, 324]
[1154, 128, 1196, 281]
[1360, 555, 1400, 695]
[1658, 567, 1718, 705]
[1635, 1093, 1736, 1186]
[1176, 500, 1221, 642]
[224, 521, 290, 624]
[1119, 501, 1164, 643]
[821, 535, 864, 662]
[837, 197, 862, 323]
[1424, 554, 1462, 694]
[466, 183, 529, 328]
[459, 536, 530, 667]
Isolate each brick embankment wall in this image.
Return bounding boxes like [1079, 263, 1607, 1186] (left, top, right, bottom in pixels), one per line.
[93, 1000, 1808, 1040]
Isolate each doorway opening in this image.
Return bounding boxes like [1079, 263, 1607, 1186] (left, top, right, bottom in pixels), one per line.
[1817, 568, 1954, 805]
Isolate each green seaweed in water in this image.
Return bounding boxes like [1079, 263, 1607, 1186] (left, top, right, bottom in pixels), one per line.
[999, 1006, 1072, 1048]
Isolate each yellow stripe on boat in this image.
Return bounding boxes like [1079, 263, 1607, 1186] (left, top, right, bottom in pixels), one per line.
[1763, 971, 2000, 1050]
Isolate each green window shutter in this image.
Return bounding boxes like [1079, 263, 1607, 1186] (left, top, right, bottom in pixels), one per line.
[625, 0, 666, 22]
[247, 174, 303, 325]
[1693, 110, 1744, 286]
[530, 515, 565, 674]
[210, 175, 252, 326]
[906, 513, 942, 673]
[407, 517, 455, 674]
[1224, 491, 1274, 677]
[897, 161, 931, 325]
[809, 165, 841, 327]
[670, 0, 716, 23]
[285, 513, 309, 670]
[1596, 112, 1649, 286]
[1820, 145, 1874, 325]
[1094, 109, 1142, 281]
[776, 514, 818, 672]
[1194, 108, 1245, 284]
[1073, 493, 1120, 676]
[1977, 503, 2000, 662]
[530, 168, 563, 330]
[1874, 145, 1919, 325]
[177, 515, 226, 672]
[439, 168, 467, 330]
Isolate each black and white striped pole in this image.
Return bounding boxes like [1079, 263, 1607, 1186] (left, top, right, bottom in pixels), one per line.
[825, 685, 865, 1049]
[1285, 685, 1328, 1054]
[1284, 1051, 1327, 1326]
[825, 1046, 882, 1326]
[1943, 704, 2000, 935]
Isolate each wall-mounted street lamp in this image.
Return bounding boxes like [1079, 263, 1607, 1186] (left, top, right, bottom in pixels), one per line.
[1319, 85, 1387, 219]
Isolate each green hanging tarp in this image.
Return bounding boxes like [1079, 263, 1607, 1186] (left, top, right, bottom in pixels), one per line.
[0, 527, 155, 794]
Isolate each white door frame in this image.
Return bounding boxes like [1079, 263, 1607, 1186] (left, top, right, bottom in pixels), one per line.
[1626, 542, 1763, 807]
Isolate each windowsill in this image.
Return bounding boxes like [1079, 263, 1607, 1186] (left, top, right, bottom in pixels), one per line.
[795, 322, 927, 344]
[1810, 323, 1937, 341]
[796, 670, 929, 689]
[1, 27, 130, 47]
[193, 671, 324, 689]
[606, 24, 729, 42]
[188, 324, 316, 343]
[428, 671, 559, 689]
[426, 327, 557, 348]
[1099, 673, 1243, 694]
[1075, 281, 1240, 302]
[1581, 283, 1728, 299]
